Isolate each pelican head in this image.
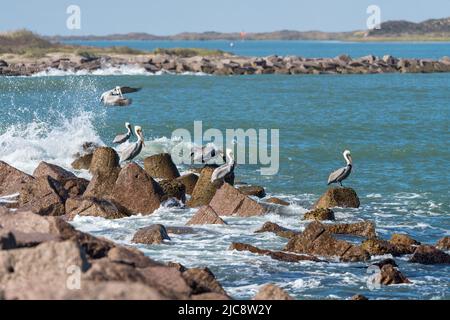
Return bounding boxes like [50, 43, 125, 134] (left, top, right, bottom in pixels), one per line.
[125, 122, 133, 135]
[343, 150, 352, 165]
[135, 126, 145, 146]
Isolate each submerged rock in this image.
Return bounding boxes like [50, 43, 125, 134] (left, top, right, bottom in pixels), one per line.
[265, 197, 289, 206]
[143, 153, 180, 180]
[175, 173, 199, 195]
[186, 205, 226, 225]
[409, 245, 450, 264]
[132, 224, 171, 245]
[209, 183, 266, 217]
[253, 284, 294, 300]
[254, 221, 299, 239]
[312, 187, 360, 209]
[112, 163, 164, 215]
[0, 161, 34, 197]
[303, 208, 335, 221]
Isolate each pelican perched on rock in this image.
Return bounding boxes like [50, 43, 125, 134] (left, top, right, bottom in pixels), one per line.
[327, 150, 353, 186]
[211, 148, 235, 183]
[191, 145, 223, 164]
[100, 86, 141, 106]
[119, 126, 145, 162]
[113, 122, 133, 144]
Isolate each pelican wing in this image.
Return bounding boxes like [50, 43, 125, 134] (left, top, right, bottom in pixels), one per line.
[113, 133, 129, 144]
[327, 167, 346, 185]
[120, 141, 142, 162]
[211, 163, 232, 182]
[120, 87, 141, 94]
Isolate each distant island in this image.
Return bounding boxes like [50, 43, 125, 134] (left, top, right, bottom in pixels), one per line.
[46, 17, 450, 42]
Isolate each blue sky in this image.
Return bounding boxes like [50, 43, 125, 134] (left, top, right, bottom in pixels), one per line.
[1, 0, 449, 35]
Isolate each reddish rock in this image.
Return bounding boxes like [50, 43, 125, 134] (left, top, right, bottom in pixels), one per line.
[61, 177, 89, 198]
[32, 161, 76, 181]
[0, 161, 34, 196]
[436, 236, 450, 250]
[253, 284, 293, 300]
[409, 245, 450, 264]
[132, 224, 170, 244]
[182, 267, 228, 296]
[186, 205, 226, 225]
[284, 221, 370, 262]
[229, 242, 321, 262]
[379, 264, 411, 285]
[107, 246, 161, 268]
[84, 170, 120, 198]
[167, 262, 187, 272]
[191, 292, 231, 300]
[112, 163, 164, 215]
[143, 153, 180, 180]
[89, 147, 120, 175]
[265, 197, 289, 206]
[361, 238, 415, 256]
[303, 208, 335, 221]
[389, 233, 420, 246]
[7, 230, 58, 248]
[325, 221, 376, 238]
[209, 183, 266, 217]
[175, 173, 199, 195]
[237, 185, 266, 198]
[254, 221, 299, 239]
[65, 197, 128, 220]
[18, 176, 67, 216]
[159, 179, 186, 202]
[313, 187, 360, 209]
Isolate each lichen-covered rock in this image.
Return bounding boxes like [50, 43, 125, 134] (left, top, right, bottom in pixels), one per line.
[436, 236, 450, 250]
[209, 183, 266, 217]
[253, 284, 293, 300]
[112, 163, 164, 215]
[143, 153, 180, 180]
[159, 179, 186, 202]
[0, 161, 34, 197]
[132, 224, 170, 244]
[303, 208, 335, 221]
[186, 205, 226, 225]
[325, 221, 376, 238]
[237, 185, 266, 198]
[175, 173, 198, 195]
[254, 222, 298, 239]
[409, 245, 450, 264]
[313, 187, 360, 209]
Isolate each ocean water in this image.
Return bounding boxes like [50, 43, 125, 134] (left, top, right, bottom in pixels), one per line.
[0, 49, 449, 299]
[64, 39, 450, 59]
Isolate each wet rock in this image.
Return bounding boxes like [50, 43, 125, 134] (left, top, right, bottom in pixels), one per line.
[265, 197, 289, 206]
[71, 153, 93, 170]
[18, 176, 67, 216]
[165, 226, 196, 235]
[303, 208, 335, 221]
[112, 163, 164, 215]
[253, 284, 293, 300]
[0, 161, 34, 197]
[107, 246, 160, 268]
[186, 205, 226, 225]
[182, 267, 228, 296]
[312, 187, 360, 209]
[436, 236, 450, 250]
[350, 294, 368, 300]
[325, 221, 376, 238]
[237, 185, 266, 198]
[0, 230, 16, 250]
[230, 242, 321, 263]
[361, 238, 415, 256]
[389, 233, 420, 246]
[33, 161, 76, 181]
[65, 197, 128, 220]
[254, 221, 299, 239]
[378, 264, 411, 285]
[143, 153, 180, 180]
[159, 179, 186, 202]
[284, 221, 370, 262]
[409, 245, 450, 264]
[187, 166, 224, 207]
[132, 224, 170, 244]
[175, 173, 198, 195]
[209, 183, 266, 217]
[89, 147, 120, 175]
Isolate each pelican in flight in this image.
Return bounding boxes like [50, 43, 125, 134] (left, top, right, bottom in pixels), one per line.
[113, 122, 133, 144]
[100, 86, 141, 106]
[211, 148, 235, 183]
[119, 126, 145, 162]
[191, 145, 223, 164]
[327, 150, 353, 186]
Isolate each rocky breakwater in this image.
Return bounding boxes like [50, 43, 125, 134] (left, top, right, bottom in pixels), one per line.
[2, 53, 450, 76]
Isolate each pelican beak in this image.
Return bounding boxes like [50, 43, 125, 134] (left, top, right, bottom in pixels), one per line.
[348, 155, 352, 163]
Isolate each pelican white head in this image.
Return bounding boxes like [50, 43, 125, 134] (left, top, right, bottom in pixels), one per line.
[135, 126, 145, 146]
[343, 150, 352, 165]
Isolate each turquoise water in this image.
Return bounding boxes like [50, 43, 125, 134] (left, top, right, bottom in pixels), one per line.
[0, 48, 449, 299]
[65, 39, 450, 59]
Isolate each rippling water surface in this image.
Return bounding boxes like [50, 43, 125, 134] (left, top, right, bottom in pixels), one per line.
[0, 62, 449, 299]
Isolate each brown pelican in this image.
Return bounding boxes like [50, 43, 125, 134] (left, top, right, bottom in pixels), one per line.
[119, 126, 145, 162]
[100, 86, 141, 106]
[113, 122, 133, 144]
[211, 149, 235, 183]
[327, 150, 352, 186]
